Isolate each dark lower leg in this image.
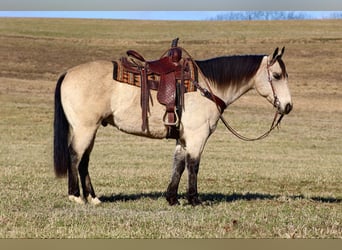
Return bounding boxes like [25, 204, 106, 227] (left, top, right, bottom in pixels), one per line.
[166, 145, 186, 205]
[187, 156, 201, 206]
[68, 147, 80, 197]
[78, 152, 96, 199]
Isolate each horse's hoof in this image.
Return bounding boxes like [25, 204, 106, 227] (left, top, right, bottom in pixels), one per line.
[68, 195, 85, 204]
[169, 199, 180, 206]
[166, 195, 180, 206]
[87, 195, 102, 205]
[188, 197, 202, 206]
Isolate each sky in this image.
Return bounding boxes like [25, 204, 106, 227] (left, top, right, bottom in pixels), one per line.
[0, 11, 339, 21]
[0, 11, 226, 21]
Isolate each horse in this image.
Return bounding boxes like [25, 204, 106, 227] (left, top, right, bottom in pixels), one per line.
[54, 47, 292, 206]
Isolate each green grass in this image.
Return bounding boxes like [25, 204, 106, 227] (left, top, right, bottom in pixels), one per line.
[0, 18, 341, 238]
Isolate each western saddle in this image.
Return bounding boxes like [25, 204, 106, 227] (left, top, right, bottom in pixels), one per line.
[113, 38, 197, 138]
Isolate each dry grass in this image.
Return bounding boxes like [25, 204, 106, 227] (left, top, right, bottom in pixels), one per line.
[0, 18, 341, 238]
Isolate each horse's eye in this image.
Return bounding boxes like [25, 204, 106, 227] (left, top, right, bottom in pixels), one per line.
[273, 73, 281, 80]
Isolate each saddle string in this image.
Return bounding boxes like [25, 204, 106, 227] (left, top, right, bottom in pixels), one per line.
[171, 46, 283, 141]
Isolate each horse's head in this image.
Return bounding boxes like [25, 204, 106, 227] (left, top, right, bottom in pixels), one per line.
[254, 47, 293, 115]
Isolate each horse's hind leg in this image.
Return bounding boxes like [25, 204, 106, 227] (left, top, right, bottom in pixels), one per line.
[166, 142, 186, 205]
[68, 126, 100, 205]
[68, 146, 83, 204]
[78, 138, 101, 205]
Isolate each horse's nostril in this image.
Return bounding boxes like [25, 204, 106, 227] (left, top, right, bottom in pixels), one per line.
[285, 103, 293, 114]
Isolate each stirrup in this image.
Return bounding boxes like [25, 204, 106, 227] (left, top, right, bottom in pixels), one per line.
[163, 107, 179, 126]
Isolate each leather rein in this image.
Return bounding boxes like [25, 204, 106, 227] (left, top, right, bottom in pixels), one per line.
[176, 47, 284, 141]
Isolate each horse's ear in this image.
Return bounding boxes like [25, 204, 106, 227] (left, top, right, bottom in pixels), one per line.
[269, 47, 279, 65]
[272, 47, 279, 60]
[279, 47, 285, 58]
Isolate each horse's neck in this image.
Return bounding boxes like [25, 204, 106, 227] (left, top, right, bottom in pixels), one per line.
[214, 79, 254, 107]
[215, 56, 267, 106]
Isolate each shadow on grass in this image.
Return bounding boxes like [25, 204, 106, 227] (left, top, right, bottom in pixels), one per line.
[199, 193, 342, 205]
[199, 192, 278, 204]
[99, 192, 163, 203]
[99, 192, 342, 204]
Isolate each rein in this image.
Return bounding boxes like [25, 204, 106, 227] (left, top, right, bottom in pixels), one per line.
[219, 110, 284, 141]
[170, 46, 284, 141]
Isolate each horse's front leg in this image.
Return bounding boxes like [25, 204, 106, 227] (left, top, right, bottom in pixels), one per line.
[182, 123, 212, 206]
[166, 142, 186, 205]
[186, 155, 202, 206]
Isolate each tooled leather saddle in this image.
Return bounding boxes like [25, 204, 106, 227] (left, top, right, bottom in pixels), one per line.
[113, 38, 197, 138]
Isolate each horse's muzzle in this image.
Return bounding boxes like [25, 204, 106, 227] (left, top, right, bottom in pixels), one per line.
[281, 102, 293, 115]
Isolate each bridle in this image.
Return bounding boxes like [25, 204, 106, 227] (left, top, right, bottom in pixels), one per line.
[217, 60, 284, 141]
[267, 60, 281, 110]
[191, 51, 284, 141]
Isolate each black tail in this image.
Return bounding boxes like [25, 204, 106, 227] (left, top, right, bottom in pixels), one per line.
[54, 72, 70, 177]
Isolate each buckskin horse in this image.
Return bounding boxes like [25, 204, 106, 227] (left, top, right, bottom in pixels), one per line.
[54, 42, 292, 206]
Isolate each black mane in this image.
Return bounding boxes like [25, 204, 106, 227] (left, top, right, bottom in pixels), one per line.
[195, 55, 265, 90]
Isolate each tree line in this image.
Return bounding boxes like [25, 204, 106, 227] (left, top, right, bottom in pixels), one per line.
[209, 11, 342, 21]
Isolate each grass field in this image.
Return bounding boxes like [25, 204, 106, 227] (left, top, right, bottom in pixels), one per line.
[0, 18, 341, 238]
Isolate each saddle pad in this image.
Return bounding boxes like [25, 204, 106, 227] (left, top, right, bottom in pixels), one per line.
[113, 60, 159, 90]
[112, 58, 198, 93]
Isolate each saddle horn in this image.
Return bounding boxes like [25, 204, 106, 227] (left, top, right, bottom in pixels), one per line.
[171, 37, 179, 48]
[169, 38, 182, 62]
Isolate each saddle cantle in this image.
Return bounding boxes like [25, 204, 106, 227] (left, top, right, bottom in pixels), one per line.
[113, 38, 197, 138]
